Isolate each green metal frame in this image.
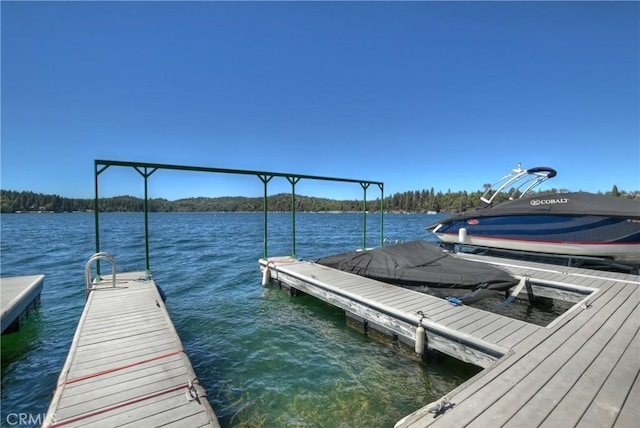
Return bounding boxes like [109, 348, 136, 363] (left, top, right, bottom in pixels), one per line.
[93, 159, 384, 274]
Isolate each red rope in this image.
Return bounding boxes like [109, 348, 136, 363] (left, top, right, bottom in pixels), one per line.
[47, 381, 196, 427]
[59, 349, 183, 387]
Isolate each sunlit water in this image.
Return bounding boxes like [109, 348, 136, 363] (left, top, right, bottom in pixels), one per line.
[2, 212, 489, 427]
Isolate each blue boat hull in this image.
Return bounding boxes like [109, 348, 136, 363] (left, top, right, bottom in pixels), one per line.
[432, 213, 640, 263]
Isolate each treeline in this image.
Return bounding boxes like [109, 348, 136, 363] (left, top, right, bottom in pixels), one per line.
[0, 190, 363, 213]
[385, 185, 639, 212]
[1, 186, 637, 214]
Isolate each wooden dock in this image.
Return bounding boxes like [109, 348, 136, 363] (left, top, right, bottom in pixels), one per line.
[1, 274, 44, 334]
[261, 257, 548, 368]
[43, 271, 220, 428]
[259, 253, 640, 427]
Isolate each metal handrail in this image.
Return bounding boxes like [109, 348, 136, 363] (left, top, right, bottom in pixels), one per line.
[85, 252, 117, 297]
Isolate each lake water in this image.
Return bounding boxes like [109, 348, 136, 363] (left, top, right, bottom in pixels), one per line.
[1, 212, 483, 427]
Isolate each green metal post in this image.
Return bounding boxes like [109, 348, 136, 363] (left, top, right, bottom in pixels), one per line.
[361, 183, 370, 250]
[135, 166, 157, 275]
[94, 164, 101, 278]
[259, 174, 273, 259]
[94, 162, 110, 279]
[143, 169, 150, 274]
[378, 184, 384, 247]
[287, 176, 301, 258]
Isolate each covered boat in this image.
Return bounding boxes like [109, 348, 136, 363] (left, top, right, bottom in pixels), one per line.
[316, 240, 519, 303]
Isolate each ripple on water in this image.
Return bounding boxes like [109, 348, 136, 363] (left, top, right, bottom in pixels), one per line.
[2, 212, 476, 428]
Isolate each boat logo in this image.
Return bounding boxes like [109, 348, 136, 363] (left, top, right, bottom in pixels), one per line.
[467, 219, 479, 225]
[530, 198, 569, 206]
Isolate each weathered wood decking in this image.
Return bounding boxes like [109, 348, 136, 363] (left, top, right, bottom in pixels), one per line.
[1, 274, 44, 334]
[396, 254, 640, 428]
[259, 254, 640, 427]
[43, 271, 219, 428]
[260, 257, 548, 368]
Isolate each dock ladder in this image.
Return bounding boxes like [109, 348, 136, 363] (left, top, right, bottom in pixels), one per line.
[84, 252, 117, 297]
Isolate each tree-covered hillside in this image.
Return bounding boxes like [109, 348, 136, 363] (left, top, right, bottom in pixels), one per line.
[1, 186, 637, 214]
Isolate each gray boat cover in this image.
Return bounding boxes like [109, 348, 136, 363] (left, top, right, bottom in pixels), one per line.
[316, 240, 518, 291]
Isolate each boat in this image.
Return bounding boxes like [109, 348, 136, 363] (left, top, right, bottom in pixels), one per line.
[316, 240, 520, 303]
[427, 164, 640, 266]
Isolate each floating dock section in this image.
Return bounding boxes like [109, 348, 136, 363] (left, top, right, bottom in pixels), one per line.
[260, 257, 542, 368]
[43, 271, 220, 427]
[1, 274, 44, 334]
[259, 253, 640, 427]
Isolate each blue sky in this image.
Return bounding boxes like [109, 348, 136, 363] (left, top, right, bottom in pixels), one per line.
[2, 1, 638, 201]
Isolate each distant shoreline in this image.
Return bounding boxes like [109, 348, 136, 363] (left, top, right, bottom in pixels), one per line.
[5, 210, 437, 215]
[2, 188, 637, 215]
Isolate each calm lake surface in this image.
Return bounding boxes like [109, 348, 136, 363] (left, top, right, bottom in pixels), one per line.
[1, 212, 483, 427]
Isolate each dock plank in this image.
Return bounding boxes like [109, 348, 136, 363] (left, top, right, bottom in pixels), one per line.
[58, 367, 187, 411]
[490, 323, 540, 349]
[440, 307, 490, 328]
[480, 285, 639, 427]
[81, 391, 184, 426]
[70, 340, 178, 374]
[580, 329, 640, 427]
[537, 297, 639, 427]
[611, 371, 640, 428]
[381, 292, 426, 308]
[397, 299, 451, 314]
[43, 272, 219, 428]
[68, 341, 181, 380]
[393, 256, 639, 428]
[418, 284, 635, 427]
[467, 315, 515, 340]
